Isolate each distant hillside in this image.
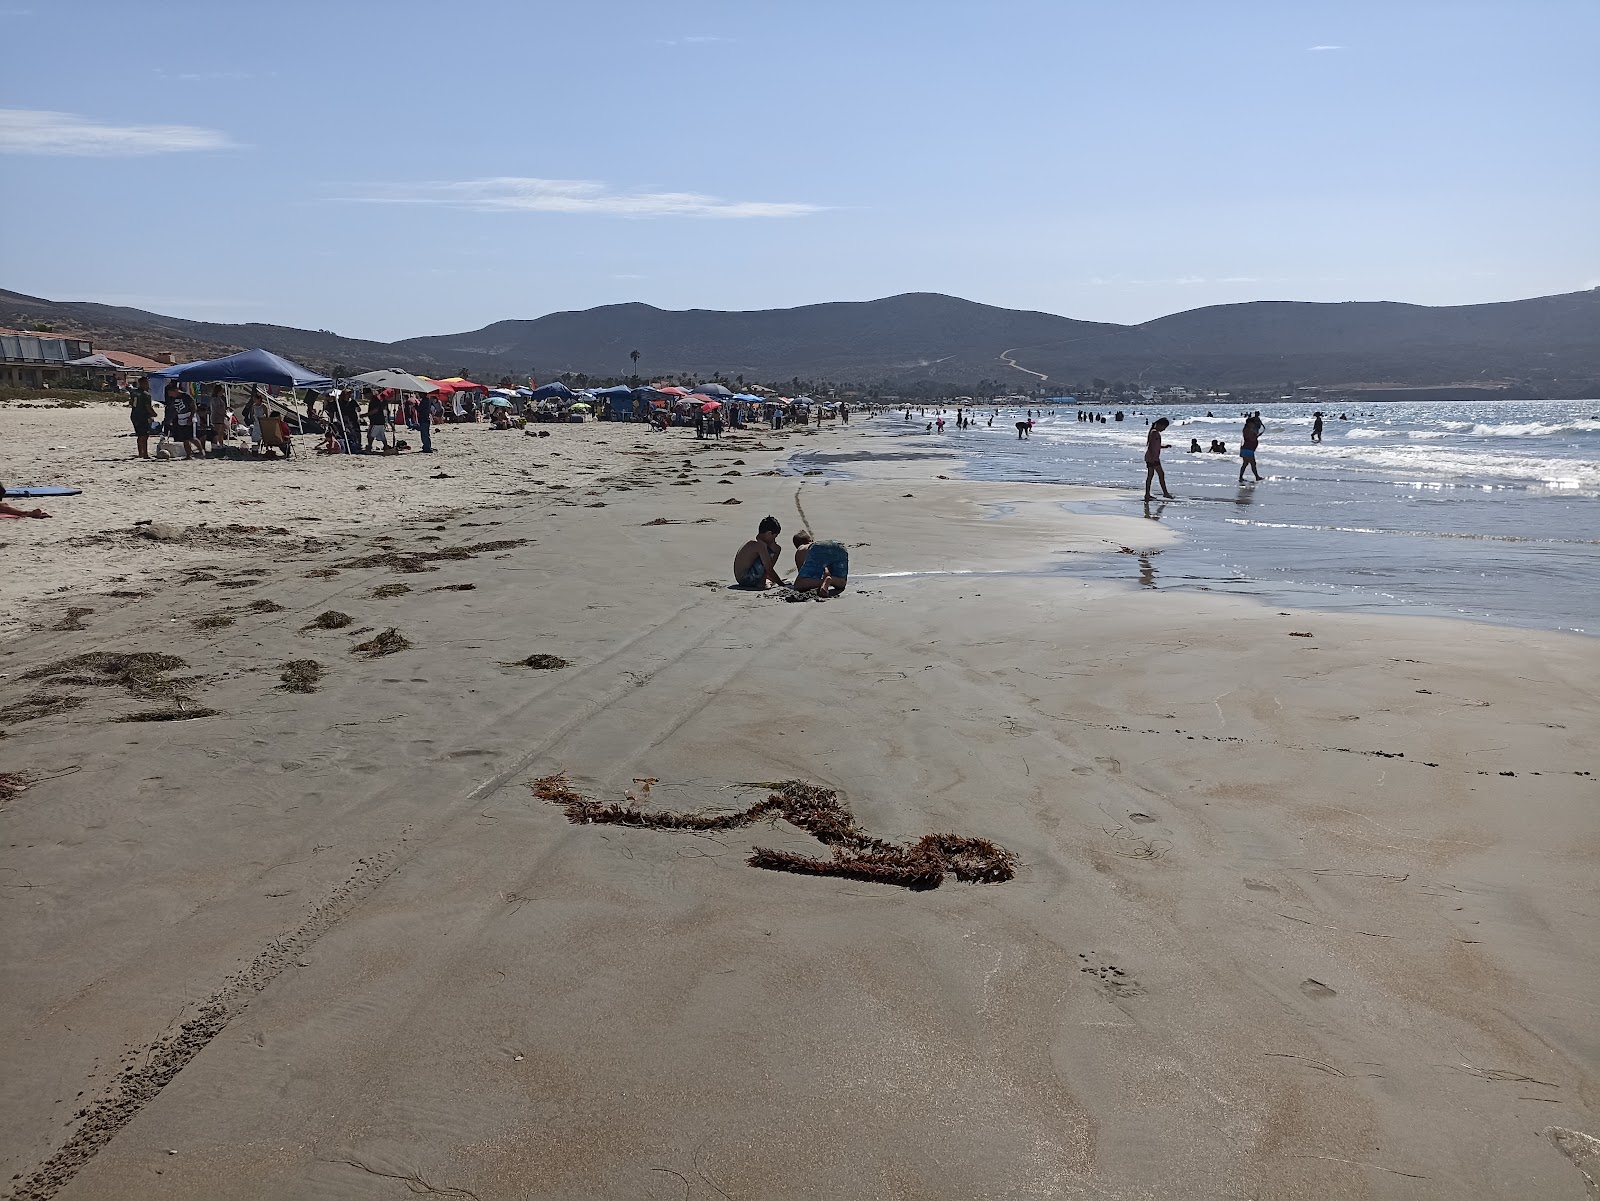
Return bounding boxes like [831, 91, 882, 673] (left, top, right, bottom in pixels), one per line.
[3, 286, 1596, 395]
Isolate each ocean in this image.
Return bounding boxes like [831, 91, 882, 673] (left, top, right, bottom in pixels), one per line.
[800, 399, 1600, 635]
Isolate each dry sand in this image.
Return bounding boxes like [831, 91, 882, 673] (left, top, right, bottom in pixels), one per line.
[2, 399, 1597, 1200]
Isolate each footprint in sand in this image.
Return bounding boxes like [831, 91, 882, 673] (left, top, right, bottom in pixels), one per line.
[1095, 756, 1122, 775]
[1078, 952, 1145, 999]
[1244, 878, 1278, 893]
[1300, 978, 1338, 999]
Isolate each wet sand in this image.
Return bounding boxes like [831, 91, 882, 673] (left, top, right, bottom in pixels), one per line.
[2, 404, 1597, 1200]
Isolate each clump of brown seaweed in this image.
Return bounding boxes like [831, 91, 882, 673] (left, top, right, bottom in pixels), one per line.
[515, 654, 570, 670]
[351, 629, 411, 658]
[339, 539, 528, 575]
[277, 660, 324, 693]
[533, 774, 1016, 891]
[301, 610, 352, 631]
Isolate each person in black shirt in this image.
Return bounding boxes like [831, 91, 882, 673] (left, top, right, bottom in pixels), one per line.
[365, 390, 390, 453]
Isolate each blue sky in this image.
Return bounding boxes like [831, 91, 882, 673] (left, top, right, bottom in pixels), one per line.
[2, 0, 1596, 340]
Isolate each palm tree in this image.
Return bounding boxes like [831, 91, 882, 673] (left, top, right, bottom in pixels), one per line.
[630, 349, 640, 382]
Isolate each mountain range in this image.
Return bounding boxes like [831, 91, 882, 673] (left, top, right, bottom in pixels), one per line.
[3, 287, 1596, 395]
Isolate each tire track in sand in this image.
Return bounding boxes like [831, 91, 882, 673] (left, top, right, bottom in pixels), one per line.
[3, 597, 734, 1201]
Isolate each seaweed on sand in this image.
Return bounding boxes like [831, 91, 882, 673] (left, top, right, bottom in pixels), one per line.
[338, 539, 528, 576]
[533, 775, 1017, 891]
[193, 613, 236, 631]
[301, 610, 352, 631]
[114, 703, 219, 722]
[351, 629, 411, 658]
[22, 652, 197, 701]
[277, 660, 324, 693]
[6, 693, 85, 724]
[514, 654, 570, 670]
[50, 606, 94, 632]
[0, 771, 30, 803]
[246, 599, 286, 613]
[371, 583, 412, 598]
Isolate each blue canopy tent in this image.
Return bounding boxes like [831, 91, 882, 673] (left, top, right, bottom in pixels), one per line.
[148, 348, 333, 390]
[591, 384, 637, 421]
[148, 349, 333, 434]
[527, 381, 576, 401]
[690, 382, 733, 398]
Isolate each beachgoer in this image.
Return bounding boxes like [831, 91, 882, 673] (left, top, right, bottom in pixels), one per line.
[1016, 420, 1030, 439]
[1312, 414, 1324, 443]
[792, 530, 848, 597]
[1189, 438, 1202, 453]
[417, 390, 434, 453]
[1239, 412, 1263, 482]
[1144, 417, 1174, 501]
[208, 385, 230, 454]
[936, 417, 945, 433]
[0, 483, 52, 519]
[192, 388, 214, 453]
[260, 410, 293, 459]
[243, 388, 266, 454]
[129, 378, 156, 459]
[165, 383, 197, 459]
[365, 391, 390, 453]
[733, 516, 786, 589]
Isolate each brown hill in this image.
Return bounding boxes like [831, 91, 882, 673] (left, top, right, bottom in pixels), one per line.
[3, 287, 1595, 394]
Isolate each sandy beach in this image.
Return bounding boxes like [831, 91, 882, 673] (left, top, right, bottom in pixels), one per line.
[2, 401, 1597, 1200]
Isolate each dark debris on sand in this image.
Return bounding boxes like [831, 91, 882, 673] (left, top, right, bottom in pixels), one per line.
[6, 693, 85, 724]
[22, 651, 197, 701]
[277, 660, 324, 693]
[246, 599, 286, 613]
[371, 583, 412, 598]
[515, 654, 570, 670]
[114, 703, 220, 723]
[534, 774, 1016, 891]
[339, 539, 528, 576]
[0, 771, 30, 804]
[50, 606, 94, 632]
[427, 582, 476, 592]
[193, 613, 237, 631]
[351, 628, 412, 658]
[302, 610, 353, 631]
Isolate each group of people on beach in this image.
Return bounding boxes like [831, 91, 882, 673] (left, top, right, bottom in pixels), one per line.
[129, 379, 296, 461]
[1145, 412, 1267, 499]
[733, 515, 848, 598]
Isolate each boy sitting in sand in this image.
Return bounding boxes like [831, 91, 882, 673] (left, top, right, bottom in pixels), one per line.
[792, 530, 848, 597]
[733, 516, 787, 589]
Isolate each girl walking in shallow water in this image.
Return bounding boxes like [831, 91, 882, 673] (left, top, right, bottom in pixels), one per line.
[1144, 417, 1174, 500]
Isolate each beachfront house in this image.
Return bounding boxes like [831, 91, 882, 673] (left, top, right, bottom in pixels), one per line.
[0, 329, 94, 388]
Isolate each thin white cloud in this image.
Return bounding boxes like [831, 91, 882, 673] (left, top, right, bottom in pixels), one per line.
[0, 108, 234, 156]
[1309, 44, 1347, 51]
[343, 177, 824, 219]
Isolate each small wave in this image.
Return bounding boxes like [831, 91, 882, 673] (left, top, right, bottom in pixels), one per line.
[1467, 421, 1600, 437]
[1222, 518, 1600, 545]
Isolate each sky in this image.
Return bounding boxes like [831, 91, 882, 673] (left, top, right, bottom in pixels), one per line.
[1, 0, 1596, 341]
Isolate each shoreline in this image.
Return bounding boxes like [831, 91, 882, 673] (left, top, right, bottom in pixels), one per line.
[2, 404, 1597, 1199]
[790, 422, 1600, 636]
